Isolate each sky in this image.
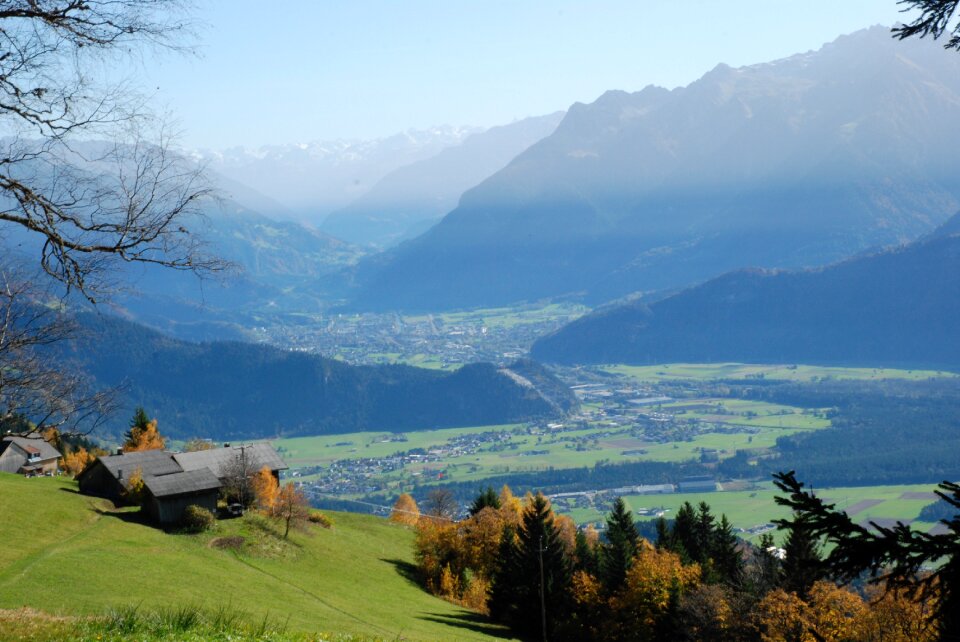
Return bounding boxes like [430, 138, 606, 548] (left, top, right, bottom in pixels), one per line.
[134, 1, 907, 150]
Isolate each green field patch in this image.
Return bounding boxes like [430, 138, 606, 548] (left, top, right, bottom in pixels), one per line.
[564, 482, 944, 543]
[606, 363, 958, 383]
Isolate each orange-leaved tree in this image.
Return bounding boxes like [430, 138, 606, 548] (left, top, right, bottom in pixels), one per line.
[60, 446, 96, 477]
[251, 465, 279, 512]
[274, 482, 310, 539]
[390, 493, 420, 526]
[122, 407, 165, 452]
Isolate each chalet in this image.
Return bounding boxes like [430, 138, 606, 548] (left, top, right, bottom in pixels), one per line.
[0, 435, 61, 476]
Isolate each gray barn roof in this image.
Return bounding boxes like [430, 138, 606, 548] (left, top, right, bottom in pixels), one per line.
[174, 443, 286, 478]
[1, 436, 61, 461]
[143, 468, 221, 498]
[98, 450, 183, 479]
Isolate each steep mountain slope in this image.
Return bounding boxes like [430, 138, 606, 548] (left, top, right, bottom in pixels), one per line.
[68, 315, 576, 440]
[196, 126, 482, 223]
[321, 112, 564, 247]
[351, 27, 960, 311]
[531, 215, 960, 368]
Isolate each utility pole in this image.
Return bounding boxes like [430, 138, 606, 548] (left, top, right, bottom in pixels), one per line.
[539, 535, 547, 642]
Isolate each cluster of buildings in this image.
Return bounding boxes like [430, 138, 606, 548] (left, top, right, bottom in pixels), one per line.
[1, 433, 287, 527]
[256, 310, 574, 368]
[77, 443, 286, 525]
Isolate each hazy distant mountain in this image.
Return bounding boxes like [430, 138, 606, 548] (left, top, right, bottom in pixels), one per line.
[112, 196, 365, 341]
[350, 27, 960, 312]
[321, 112, 565, 247]
[194, 126, 482, 223]
[68, 314, 577, 440]
[530, 214, 960, 369]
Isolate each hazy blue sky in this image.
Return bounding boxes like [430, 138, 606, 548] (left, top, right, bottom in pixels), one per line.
[139, 1, 905, 149]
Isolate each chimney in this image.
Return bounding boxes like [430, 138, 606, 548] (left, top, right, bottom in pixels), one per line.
[117, 469, 122, 480]
[116, 447, 123, 456]
[224, 443, 230, 448]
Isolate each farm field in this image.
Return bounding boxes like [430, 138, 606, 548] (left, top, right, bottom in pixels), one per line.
[273, 391, 827, 491]
[605, 363, 958, 383]
[0, 474, 512, 641]
[560, 482, 944, 542]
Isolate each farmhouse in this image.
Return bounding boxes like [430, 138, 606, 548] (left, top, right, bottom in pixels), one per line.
[77, 443, 287, 526]
[142, 468, 221, 525]
[0, 435, 61, 476]
[77, 449, 182, 503]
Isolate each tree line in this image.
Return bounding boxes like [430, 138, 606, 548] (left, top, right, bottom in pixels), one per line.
[397, 476, 956, 641]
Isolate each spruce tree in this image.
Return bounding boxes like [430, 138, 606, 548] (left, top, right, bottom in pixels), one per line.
[711, 514, 744, 586]
[469, 486, 501, 516]
[574, 528, 599, 576]
[124, 407, 151, 445]
[488, 493, 572, 640]
[779, 513, 823, 600]
[599, 497, 640, 593]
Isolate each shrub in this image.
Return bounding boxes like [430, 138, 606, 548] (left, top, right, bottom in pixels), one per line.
[181, 504, 216, 532]
[308, 511, 333, 528]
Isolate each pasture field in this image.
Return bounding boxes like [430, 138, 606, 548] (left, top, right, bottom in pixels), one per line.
[274, 392, 826, 489]
[0, 474, 511, 641]
[403, 302, 589, 330]
[605, 363, 958, 383]
[561, 482, 944, 542]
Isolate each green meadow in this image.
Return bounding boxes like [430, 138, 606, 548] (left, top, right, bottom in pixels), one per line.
[562, 482, 943, 542]
[604, 363, 958, 383]
[0, 474, 512, 641]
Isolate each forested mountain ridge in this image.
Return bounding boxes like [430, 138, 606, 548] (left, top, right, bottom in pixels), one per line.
[63, 314, 577, 440]
[350, 27, 960, 311]
[531, 213, 960, 368]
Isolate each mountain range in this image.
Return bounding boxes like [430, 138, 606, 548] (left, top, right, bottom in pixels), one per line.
[195, 126, 482, 223]
[531, 213, 960, 369]
[320, 112, 565, 247]
[349, 27, 960, 312]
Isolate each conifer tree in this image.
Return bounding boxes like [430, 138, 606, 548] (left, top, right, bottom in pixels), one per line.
[712, 514, 744, 586]
[600, 497, 640, 593]
[488, 493, 572, 640]
[469, 486, 501, 516]
[779, 514, 824, 600]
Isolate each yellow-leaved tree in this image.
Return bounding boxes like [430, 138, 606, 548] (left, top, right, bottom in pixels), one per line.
[60, 446, 96, 477]
[122, 408, 165, 452]
[251, 465, 279, 512]
[390, 493, 420, 526]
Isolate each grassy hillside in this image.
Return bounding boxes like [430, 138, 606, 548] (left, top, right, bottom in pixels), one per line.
[0, 474, 512, 641]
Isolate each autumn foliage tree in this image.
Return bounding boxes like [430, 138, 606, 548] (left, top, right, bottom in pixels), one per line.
[274, 482, 310, 539]
[390, 493, 420, 526]
[60, 446, 96, 477]
[251, 466, 279, 512]
[122, 407, 164, 452]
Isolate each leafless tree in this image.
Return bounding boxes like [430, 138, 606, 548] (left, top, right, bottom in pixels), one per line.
[424, 488, 459, 521]
[220, 449, 257, 508]
[0, 0, 225, 301]
[0, 2, 227, 437]
[0, 265, 117, 436]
